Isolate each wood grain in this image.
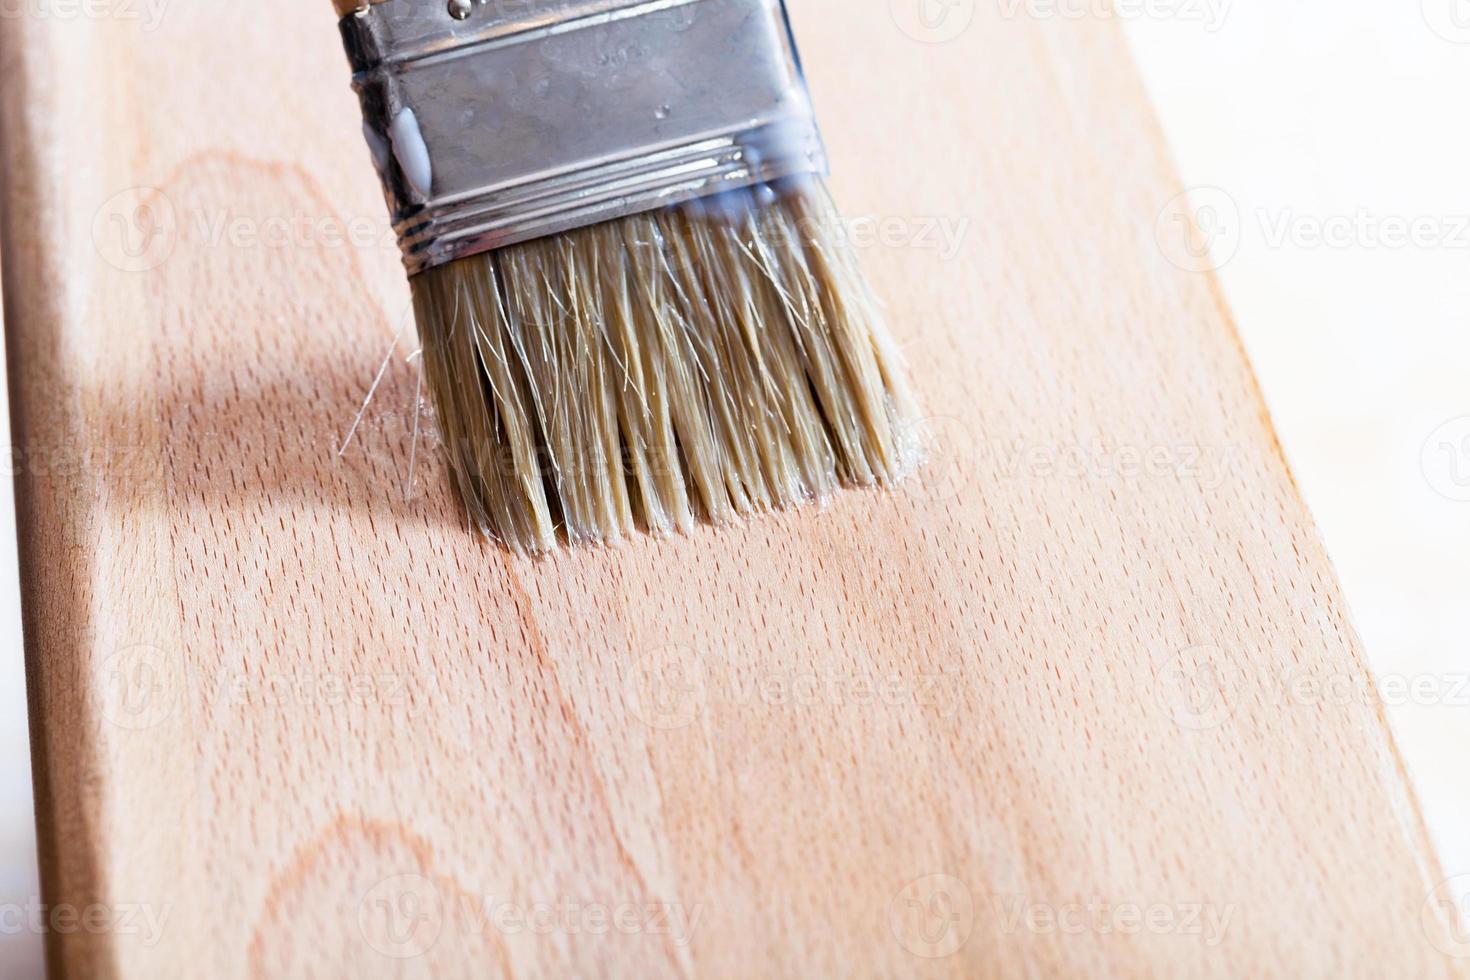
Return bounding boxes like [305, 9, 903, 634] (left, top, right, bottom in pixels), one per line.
[0, 1, 1461, 977]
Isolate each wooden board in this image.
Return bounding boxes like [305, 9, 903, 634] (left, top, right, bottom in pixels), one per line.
[0, 1, 1461, 977]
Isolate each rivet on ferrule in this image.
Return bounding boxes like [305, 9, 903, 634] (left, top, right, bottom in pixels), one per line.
[337, 0, 829, 274]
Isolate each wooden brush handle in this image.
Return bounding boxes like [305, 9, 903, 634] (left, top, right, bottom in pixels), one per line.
[333, 0, 387, 16]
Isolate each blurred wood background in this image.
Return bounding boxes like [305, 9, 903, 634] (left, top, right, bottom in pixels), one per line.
[0, 0, 1463, 976]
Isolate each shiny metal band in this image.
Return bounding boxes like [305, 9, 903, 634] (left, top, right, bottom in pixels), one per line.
[338, 0, 829, 274]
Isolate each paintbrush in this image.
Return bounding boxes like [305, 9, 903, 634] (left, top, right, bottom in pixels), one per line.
[334, 0, 918, 552]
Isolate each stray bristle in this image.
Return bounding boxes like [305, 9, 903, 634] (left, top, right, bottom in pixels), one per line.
[411, 179, 919, 553]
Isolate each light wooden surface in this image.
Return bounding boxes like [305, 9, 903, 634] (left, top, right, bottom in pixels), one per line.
[0, 1, 1462, 977]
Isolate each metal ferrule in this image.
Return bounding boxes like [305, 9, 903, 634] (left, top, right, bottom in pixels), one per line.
[338, 0, 829, 274]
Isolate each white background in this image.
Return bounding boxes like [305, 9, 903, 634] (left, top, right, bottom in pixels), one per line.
[2, 2, 1469, 973]
[0, 268, 38, 975]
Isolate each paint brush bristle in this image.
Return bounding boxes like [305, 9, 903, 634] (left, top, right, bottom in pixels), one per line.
[410, 178, 919, 553]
